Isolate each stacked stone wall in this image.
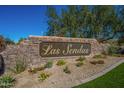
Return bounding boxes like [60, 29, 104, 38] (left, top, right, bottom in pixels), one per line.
[0, 36, 105, 71]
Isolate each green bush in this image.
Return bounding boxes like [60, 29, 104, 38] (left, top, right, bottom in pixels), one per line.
[117, 38, 124, 46]
[76, 56, 86, 61]
[0, 75, 15, 88]
[38, 72, 50, 81]
[107, 46, 119, 55]
[44, 61, 53, 69]
[76, 61, 84, 67]
[63, 66, 71, 74]
[56, 60, 66, 66]
[10, 58, 27, 74]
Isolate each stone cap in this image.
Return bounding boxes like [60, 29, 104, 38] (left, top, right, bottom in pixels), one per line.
[29, 35, 97, 43]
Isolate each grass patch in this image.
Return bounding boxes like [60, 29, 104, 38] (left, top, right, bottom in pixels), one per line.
[56, 60, 66, 66]
[0, 75, 15, 88]
[74, 63, 124, 88]
[9, 58, 27, 74]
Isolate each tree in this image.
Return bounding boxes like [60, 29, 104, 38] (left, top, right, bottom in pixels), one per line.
[17, 38, 26, 45]
[5, 38, 15, 45]
[46, 6, 60, 36]
[46, 5, 124, 41]
[90, 6, 118, 40]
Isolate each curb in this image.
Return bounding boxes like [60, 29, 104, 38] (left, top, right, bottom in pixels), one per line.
[72, 59, 124, 87]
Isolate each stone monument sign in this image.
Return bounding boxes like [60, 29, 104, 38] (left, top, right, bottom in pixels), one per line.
[1, 36, 103, 71]
[40, 42, 91, 57]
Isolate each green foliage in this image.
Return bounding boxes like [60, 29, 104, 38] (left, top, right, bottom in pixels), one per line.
[44, 61, 53, 69]
[76, 56, 86, 61]
[17, 38, 26, 45]
[63, 66, 71, 74]
[5, 38, 15, 45]
[46, 6, 124, 41]
[56, 60, 66, 66]
[10, 58, 27, 74]
[74, 63, 124, 88]
[76, 61, 84, 67]
[0, 75, 15, 88]
[117, 37, 124, 46]
[38, 72, 50, 81]
[107, 46, 119, 55]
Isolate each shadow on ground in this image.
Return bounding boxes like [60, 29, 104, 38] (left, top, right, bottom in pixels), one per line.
[0, 54, 5, 76]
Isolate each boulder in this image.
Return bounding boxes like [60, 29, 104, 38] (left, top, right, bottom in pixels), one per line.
[0, 55, 4, 75]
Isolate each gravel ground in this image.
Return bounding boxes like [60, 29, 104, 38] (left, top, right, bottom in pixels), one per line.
[13, 56, 124, 88]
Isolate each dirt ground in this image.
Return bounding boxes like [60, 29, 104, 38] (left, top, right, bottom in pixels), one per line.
[11, 56, 124, 88]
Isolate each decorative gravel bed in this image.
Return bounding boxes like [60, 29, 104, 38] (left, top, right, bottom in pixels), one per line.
[13, 56, 124, 88]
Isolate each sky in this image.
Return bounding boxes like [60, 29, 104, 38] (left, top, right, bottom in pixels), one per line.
[0, 5, 65, 42]
[0, 5, 120, 42]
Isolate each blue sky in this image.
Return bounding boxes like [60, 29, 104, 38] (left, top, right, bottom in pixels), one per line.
[0, 5, 65, 42]
[0, 5, 120, 42]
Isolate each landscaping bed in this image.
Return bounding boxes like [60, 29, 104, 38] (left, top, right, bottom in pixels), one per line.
[6, 56, 123, 88]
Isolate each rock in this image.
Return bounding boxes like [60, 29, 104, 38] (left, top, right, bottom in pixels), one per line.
[90, 60, 104, 65]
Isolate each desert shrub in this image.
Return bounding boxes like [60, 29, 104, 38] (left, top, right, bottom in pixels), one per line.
[107, 46, 119, 55]
[28, 66, 44, 74]
[90, 60, 104, 65]
[76, 61, 84, 67]
[38, 72, 50, 81]
[63, 66, 71, 74]
[76, 56, 86, 61]
[10, 58, 27, 74]
[44, 61, 53, 69]
[0, 75, 15, 88]
[93, 54, 106, 59]
[28, 68, 37, 74]
[107, 45, 124, 56]
[56, 60, 66, 66]
[117, 38, 124, 46]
